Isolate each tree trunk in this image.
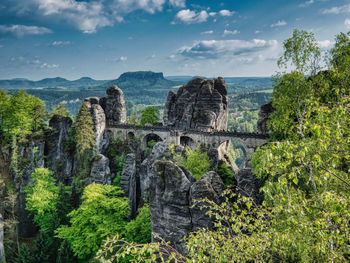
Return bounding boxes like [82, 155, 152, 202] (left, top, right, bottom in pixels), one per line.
[0, 213, 5, 263]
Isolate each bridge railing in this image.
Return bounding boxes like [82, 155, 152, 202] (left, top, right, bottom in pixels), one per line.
[108, 124, 269, 139]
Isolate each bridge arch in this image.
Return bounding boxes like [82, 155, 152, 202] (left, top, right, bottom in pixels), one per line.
[142, 133, 163, 149]
[128, 131, 135, 139]
[180, 136, 196, 149]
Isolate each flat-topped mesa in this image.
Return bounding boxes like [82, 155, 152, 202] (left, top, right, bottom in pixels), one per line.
[163, 77, 229, 131]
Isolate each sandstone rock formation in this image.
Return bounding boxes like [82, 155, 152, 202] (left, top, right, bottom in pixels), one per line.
[89, 154, 111, 185]
[236, 168, 263, 204]
[163, 77, 228, 131]
[190, 171, 224, 230]
[84, 97, 108, 153]
[146, 142, 224, 255]
[100, 85, 127, 127]
[150, 160, 192, 255]
[120, 153, 137, 218]
[257, 102, 275, 134]
[45, 115, 74, 183]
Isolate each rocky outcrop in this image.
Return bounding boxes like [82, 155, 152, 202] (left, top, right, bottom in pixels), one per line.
[147, 142, 225, 255]
[236, 168, 263, 204]
[190, 171, 224, 230]
[120, 153, 137, 218]
[100, 85, 127, 127]
[89, 154, 111, 185]
[163, 77, 228, 131]
[45, 115, 74, 183]
[84, 97, 108, 153]
[257, 102, 275, 134]
[150, 160, 192, 255]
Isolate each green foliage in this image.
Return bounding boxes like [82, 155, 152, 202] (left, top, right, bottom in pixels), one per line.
[216, 163, 235, 186]
[14, 244, 34, 263]
[74, 102, 95, 157]
[127, 114, 139, 125]
[56, 183, 129, 260]
[181, 147, 211, 180]
[25, 168, 61, 233]
[278, 29, 321, 74]
[64, 127, 76, 153]
[140, 106, 160, 126]
[51, 102, 70, 118]
[0, 90, 48, 142]
[330, 31, 350, 72]
[125, 205, 152, 244]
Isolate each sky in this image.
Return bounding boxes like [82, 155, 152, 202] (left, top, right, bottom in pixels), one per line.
[0, 0, 349, 80]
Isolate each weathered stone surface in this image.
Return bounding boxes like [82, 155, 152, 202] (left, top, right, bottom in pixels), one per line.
[45, 115, 74, 183]
[150, 160, 192, 255]
[236, 168, 263, 204]
[190, 171, 224, 230]
[163, 77, 229, 131]
[100, 85, 127, 127]
[89, 154, 111, 185]
[120, 153, 137, 218]
[257, 102, 275, 134]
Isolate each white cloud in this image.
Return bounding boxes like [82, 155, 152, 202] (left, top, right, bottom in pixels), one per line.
[169, 0, 186, 8]
[345, 18, 350, 29]
[118, 56, 128, 62]
[219, 9, 235, 16]
[255, 30, 261, 34]
[270, 20, 287, 27]
[322, 4, 350, 15]
[0, 24, 52, 37]
[174, 9, 209, 24]
[209, 12, 216, 16]
[0, 0, 170, 33]
[201, 30, 214, 34]
[28, 58, 59, 69]
[318, 40, 333, 48]
[51, 41, 71, 46]
[178, 39, 279, 60]
[223, 29, 239, 36]
[299, 0, 314, 8]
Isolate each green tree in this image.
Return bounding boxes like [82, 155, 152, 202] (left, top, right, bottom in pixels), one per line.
[51, 102, 70, 118]
[330, 31, 350, 73]
[140, 106, 159, 126]
[125, 204, 151, 244]
[181, 147, 211, 180]
[56, 183, 129, 260]
[25, 168, 61, 233]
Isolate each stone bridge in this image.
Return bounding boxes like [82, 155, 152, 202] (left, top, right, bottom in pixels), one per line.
[106, 124, 268, 163]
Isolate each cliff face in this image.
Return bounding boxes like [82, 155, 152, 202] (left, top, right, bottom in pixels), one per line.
[163, 77, 229, 131]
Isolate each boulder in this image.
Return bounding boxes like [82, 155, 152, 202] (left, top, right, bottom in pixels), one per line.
[89, 154, 111, 185]
[163, 77, 228, 131]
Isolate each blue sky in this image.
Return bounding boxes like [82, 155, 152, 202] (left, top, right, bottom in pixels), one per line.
[0, 0, 349, 80]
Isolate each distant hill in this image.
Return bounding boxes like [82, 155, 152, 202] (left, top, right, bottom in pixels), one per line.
[0, 77, 107, 90]
[96, 71, 178, 91]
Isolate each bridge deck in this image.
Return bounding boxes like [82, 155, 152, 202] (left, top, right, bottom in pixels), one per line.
[108, 124, 269, 139]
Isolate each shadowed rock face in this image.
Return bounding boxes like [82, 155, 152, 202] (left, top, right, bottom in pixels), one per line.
[120, 153, 137, 218]
[146, 142, 224, 255]
[0, 214, 4, 263]
[100, 85, 127, 127]
[257, 102, 275, 134]
[46, 115, 74, 183]
[163, 77, 228, 131]
[90, 154, 111, 185]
